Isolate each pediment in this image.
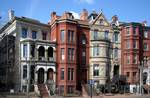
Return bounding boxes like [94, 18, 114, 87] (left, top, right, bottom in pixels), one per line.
[92, 12, 110, 26]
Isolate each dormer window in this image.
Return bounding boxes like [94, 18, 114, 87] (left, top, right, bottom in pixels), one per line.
[99, 19, 104, 25]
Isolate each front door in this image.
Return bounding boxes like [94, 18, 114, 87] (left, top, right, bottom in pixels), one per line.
[38, 68, 44, 84]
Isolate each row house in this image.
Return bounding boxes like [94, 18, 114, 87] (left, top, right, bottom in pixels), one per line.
[121, 22, 150, 93]
[49, 9, 90, 95]
[0, 10, 56, 95]
[88, 11, 121, 87]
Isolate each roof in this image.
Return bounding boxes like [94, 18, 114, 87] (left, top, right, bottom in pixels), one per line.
[0, 16, 49, 34]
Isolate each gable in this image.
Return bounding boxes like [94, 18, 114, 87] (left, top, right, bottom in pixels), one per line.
[92, 13, 110, 26]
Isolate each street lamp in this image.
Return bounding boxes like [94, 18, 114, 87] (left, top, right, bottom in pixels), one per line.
[138, 57, 149, 95]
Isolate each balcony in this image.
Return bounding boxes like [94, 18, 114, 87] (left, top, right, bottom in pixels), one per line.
[48, 57, 55, 62]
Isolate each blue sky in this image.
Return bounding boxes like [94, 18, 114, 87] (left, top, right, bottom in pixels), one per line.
[0, 0, 150, 25]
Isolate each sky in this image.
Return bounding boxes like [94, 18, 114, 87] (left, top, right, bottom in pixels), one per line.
[0, 0, 150, 25]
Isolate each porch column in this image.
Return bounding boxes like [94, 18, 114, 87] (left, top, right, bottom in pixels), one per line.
[44, 71, 47, 84]
[36, 47, 39, 61]
[35, 71, 38, 84]
[45, 49, 48, 61]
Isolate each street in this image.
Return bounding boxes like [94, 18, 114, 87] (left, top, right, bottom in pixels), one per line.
[1, 94, 150, 98]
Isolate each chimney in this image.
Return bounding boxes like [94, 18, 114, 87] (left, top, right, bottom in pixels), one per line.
[111, 15, 118, 23]
[80, 9, 88, 20]
[51, 11, 56, 21]
[142, 21, 147, 26]
[8, 9, 14, 21]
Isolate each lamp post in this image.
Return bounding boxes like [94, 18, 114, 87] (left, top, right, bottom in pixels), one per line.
[139, 57, 149, 95]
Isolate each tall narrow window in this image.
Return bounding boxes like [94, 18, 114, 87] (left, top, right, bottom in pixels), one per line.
[126, 40, 130, 49]
[61, 48, 65, 60]
[82, 34, 86, 44]
[113, 32, 119, 42]
[30, 45, 35, 57]
[68, 68, 74, 80]
[133, 40, 137, 49]
[144, 31, 148, 38]
[23, 65, 27, 79]
[144, 43, 148, 51]
[32, 31, 37, 39]
[23, 44, 27, 57]
[133, 54, 137, 64]
[61, 30, 65, 42]
[68, 48, 72, 61]
[104, 31, 109, 39]
[68, 48, 74, 61]
[22, 28, 27, 38]
[133, 28, 136, 35]
[72, 48, 75, 61]
[68, 30, 74, 42]
[93, 64, 99, 76]
[93, 45, 99, 56]
[126, 27, 130, 35]
[114, 48, 118, 58]
[126, 72, 130, 78]
[71, 68, 74, 80]
[42, 32, 47, 40]
[61, 68, 64, 80]
[93, 30, 98, 40]
[127, 55, 130, 64]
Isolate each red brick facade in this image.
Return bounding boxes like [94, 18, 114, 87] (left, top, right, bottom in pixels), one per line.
[49, 10, 89, 95]
[121, 23, 150, 85]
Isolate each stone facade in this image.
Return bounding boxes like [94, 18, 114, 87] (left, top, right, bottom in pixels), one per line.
[89, 12, 121, 86]
[0, 16, 56, 92]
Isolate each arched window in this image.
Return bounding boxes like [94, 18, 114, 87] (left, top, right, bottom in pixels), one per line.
[38, 46, 45, 60]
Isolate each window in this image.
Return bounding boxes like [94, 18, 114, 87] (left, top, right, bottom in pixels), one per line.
[61, 48, 65, 60]
[114, 48, 118, 58]
[99, 19, 103, 25]
[104, 31, 109, 39]
[133, 55, 137, 64]
[68, 68, 74, 80]
[30, 45, 35, 57]
[68, 48, 74, 61]
[144, 31, 148, 38]
[59, 85, 64, 95]
[113, 32, 119, 42]
[93, 30, 98, 40]
[23, 65, 27, 79]
[61, 68, 64, 80]
[144, 43, 148, 51]
[133, 72, 136, 78]
[23, 44, 27, 57]
[32, 31, 37, 39]
[61, 30, 65, 42]
[82, 34, 86, 44]
[68, 86, 74, 94]
[126, 27, 130, 35]
[93, 64, 99, 76]
[127, 55, 130, 64]
[126, 72, 130, 78]
[68, 30, 74, 42]
[126, 40, 130, 49]
[82, 51, 86, 56]
[133, 28, 136, 35]
[22, 28, 27, 38]
[133, 40, 137, 49]
[42, 32, 47, 40]
[93, 44, 99, 56]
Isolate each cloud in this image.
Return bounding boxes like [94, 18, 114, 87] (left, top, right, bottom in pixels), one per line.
[79, 0, 94, 4]
[70, 11, 79, 19]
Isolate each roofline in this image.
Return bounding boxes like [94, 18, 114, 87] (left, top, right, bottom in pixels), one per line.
[0, 16, 50, 33]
